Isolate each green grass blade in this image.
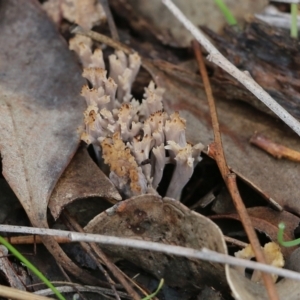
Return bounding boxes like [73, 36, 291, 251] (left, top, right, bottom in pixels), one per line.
[278, 222, 300, 247]
[142, 278, 164, 300]
[214, 0, 237, 26]
[0, 235, 66, 300]
[291, 3, 298, 39]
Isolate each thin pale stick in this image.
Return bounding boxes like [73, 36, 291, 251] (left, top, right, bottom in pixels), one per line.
[193, 41, 279, 300]
[71, 26, 132, 55]
[0, 284, 54, 300]
[161, 0, 300, 137]
[56, 264, 88, 300]
[99, 0, 120, 41]
[1, 225, 300, 281]
[35, 285, 130, 299]
[224, 236, 248, 248]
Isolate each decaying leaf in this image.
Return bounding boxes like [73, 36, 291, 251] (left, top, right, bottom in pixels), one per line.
[85, 194, 228, 292]
[48, 146, 121, 221]
[227, 265, 300, 300]
[125, 0, 268, 47]
[0, 246, 26, 291]
[286, 248, 300, 273]
[0, 0, 84, 226]
[0, 0, 98, 283]
[204, 19, 300, 120]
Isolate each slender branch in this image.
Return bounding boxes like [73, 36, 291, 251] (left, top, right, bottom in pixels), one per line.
[161, 0, 300, 137]
[63, 211, 140, 300]
[71, 26, 133, 55]
[192, 41, 279, 300]
[62, 212, 121, 300]
[0, 225, 300, 281]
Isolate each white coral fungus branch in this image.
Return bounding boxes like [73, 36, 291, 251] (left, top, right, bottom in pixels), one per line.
[70, 35, 203, 199]
[161, 0, 300, 137]
[1, 225, 300, 282]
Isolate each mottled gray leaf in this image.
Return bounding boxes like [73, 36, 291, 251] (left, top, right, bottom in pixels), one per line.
[85, 195, 228, 292]
[0, 0, 84, 225]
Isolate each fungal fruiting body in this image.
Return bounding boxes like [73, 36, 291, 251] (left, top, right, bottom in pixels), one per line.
[70, 35, 204, 199]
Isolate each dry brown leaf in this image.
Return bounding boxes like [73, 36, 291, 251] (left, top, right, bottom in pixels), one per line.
[85, 194, 228, 292]
[48, 146, 121, 220]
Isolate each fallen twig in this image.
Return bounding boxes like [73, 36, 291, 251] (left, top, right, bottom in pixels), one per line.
[71, 26, 132, 55]
[6, 233, 249, 252]
[62, 211, 121, 300]
[250, 132, 300, 162]
[62, 210, 140, 300]
[224, 236, 248, 248]
[192, 41, 279, 299]
[161, 0, 300, 137]
[35, 284, 131, 299]
[0, 225, 300, 282]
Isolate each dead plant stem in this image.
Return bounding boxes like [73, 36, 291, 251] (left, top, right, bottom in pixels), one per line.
[63, 210, 140, 300]
[193, 40, 279, 300]
[1, 225, 300, 281]
[99, 0, 120, 41]
[56, 264, 88, 300]
[71, 26, 133, 55]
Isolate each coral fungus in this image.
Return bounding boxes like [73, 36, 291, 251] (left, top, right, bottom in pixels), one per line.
[70, 35, 204, 199]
